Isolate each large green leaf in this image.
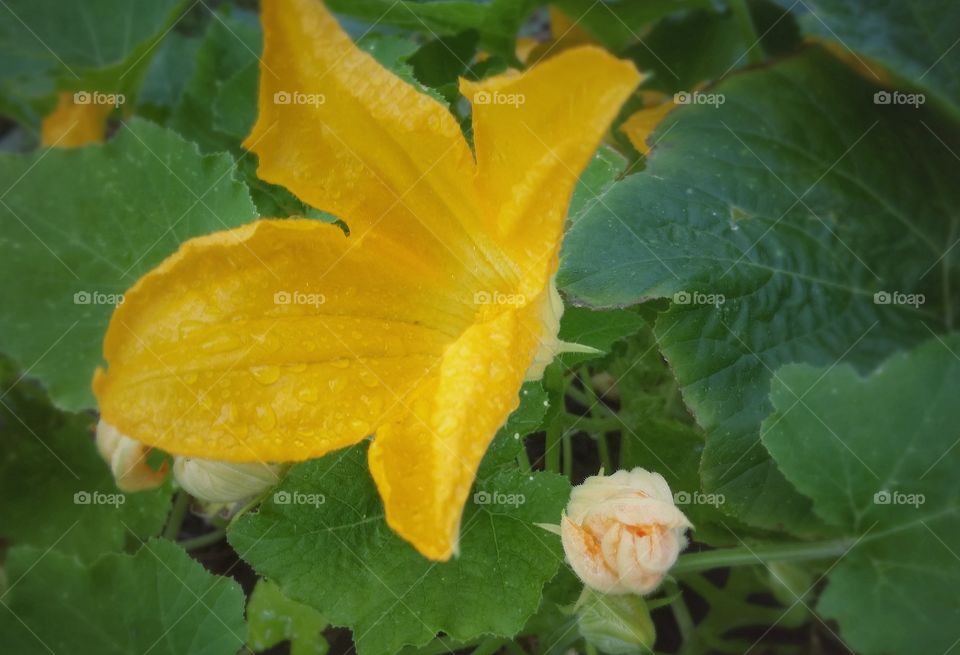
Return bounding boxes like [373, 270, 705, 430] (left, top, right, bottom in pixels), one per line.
[229, 442, 570, 655]
[559, 47, 960, 533]
[0, 0, 186, 122]
[0, 539, 247, 655]
[0, 119, 256, 411]
[0, 360, 171, 563]
[783, 0, 960, 119]
[762, 335, 960, 655]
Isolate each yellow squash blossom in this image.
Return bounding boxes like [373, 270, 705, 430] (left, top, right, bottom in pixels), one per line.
[93, 0, 640, 560]
[620, 90, 677, 156]
[41, 92, 112, 148]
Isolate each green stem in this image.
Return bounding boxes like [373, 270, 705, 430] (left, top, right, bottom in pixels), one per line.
[162, 491, 190, 541]
[562, 430, 573, 478]
[596, 432, 612, 473]
[179, 528, 226, 551]
[664, 579, 695, 647]
[672, 538, 854, 574]
[729, 0, 764, 65]
[516, 441, 532, 473]
[545, 421, 562, 474]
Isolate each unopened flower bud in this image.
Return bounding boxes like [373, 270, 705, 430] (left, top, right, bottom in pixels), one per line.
[173, 457, 284, 504]
[95, 420, 168, 492]
[561, 468, 692, 595]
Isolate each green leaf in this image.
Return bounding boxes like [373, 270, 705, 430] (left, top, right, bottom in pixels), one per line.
[761, 335, 960, 655]
[328, 0, 535, 62]
[552, 0, 713, 52]
[229, 442, 570, 655]
[557, 306, 644, 368]
[0, 359, 172, 562]
[0, 539, 247, 655]
[138, 32, 203, 117]
[559, 47, 960, 533]
[0, 119, 256, 411]
[0, 0, 186, 120]
[625, 7, 773, 94]
[783, 0, 960, 118]
[479, 381, 549, 475]
[327, 0, 487, 35]
[568, 145, 628, 224]
[407, 30, 479, 90]
[170, 8, 261, 153]
[247, 579, 329, 655]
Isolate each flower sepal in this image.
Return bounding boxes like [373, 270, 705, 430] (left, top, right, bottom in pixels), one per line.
[575, 586, 656, 655]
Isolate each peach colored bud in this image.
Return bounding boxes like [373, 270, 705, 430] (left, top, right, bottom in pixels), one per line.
[95, 420, 168, 492]
[561, 468, 692, 595]
[173, 457, 284, 504]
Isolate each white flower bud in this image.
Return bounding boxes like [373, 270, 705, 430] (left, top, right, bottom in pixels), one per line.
[173, 457, 283, 504]
[95, 420, 168, 492]
[561, 468, 692, 595]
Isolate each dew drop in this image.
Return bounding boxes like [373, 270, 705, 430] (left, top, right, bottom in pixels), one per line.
[178, 320, 205, 339]
[349, 419, 371, 435]
[251, 365, 281, 385]
[255, 405, 277, 431]
[359, 370, 379, 388]
[297, 387, 320, 403]
[201, 332, 242, 353]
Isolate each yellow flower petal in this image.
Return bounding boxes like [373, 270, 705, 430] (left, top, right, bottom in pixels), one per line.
[460, 47, 640, 292]
[41, 92, 112, 148]
[244, 0, 512, 280]
[94, 219, 468, 462]
[369, 302, 542, 560]
[620, 92, 675, 156]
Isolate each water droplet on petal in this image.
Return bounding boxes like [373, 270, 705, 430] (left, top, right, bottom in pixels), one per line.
[255, 405, 277, 431]
[297, 387, 319, 403]
[349, 419, 370, 435]
[251, 365, 281, 385]
[202, 332, 242, 353]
